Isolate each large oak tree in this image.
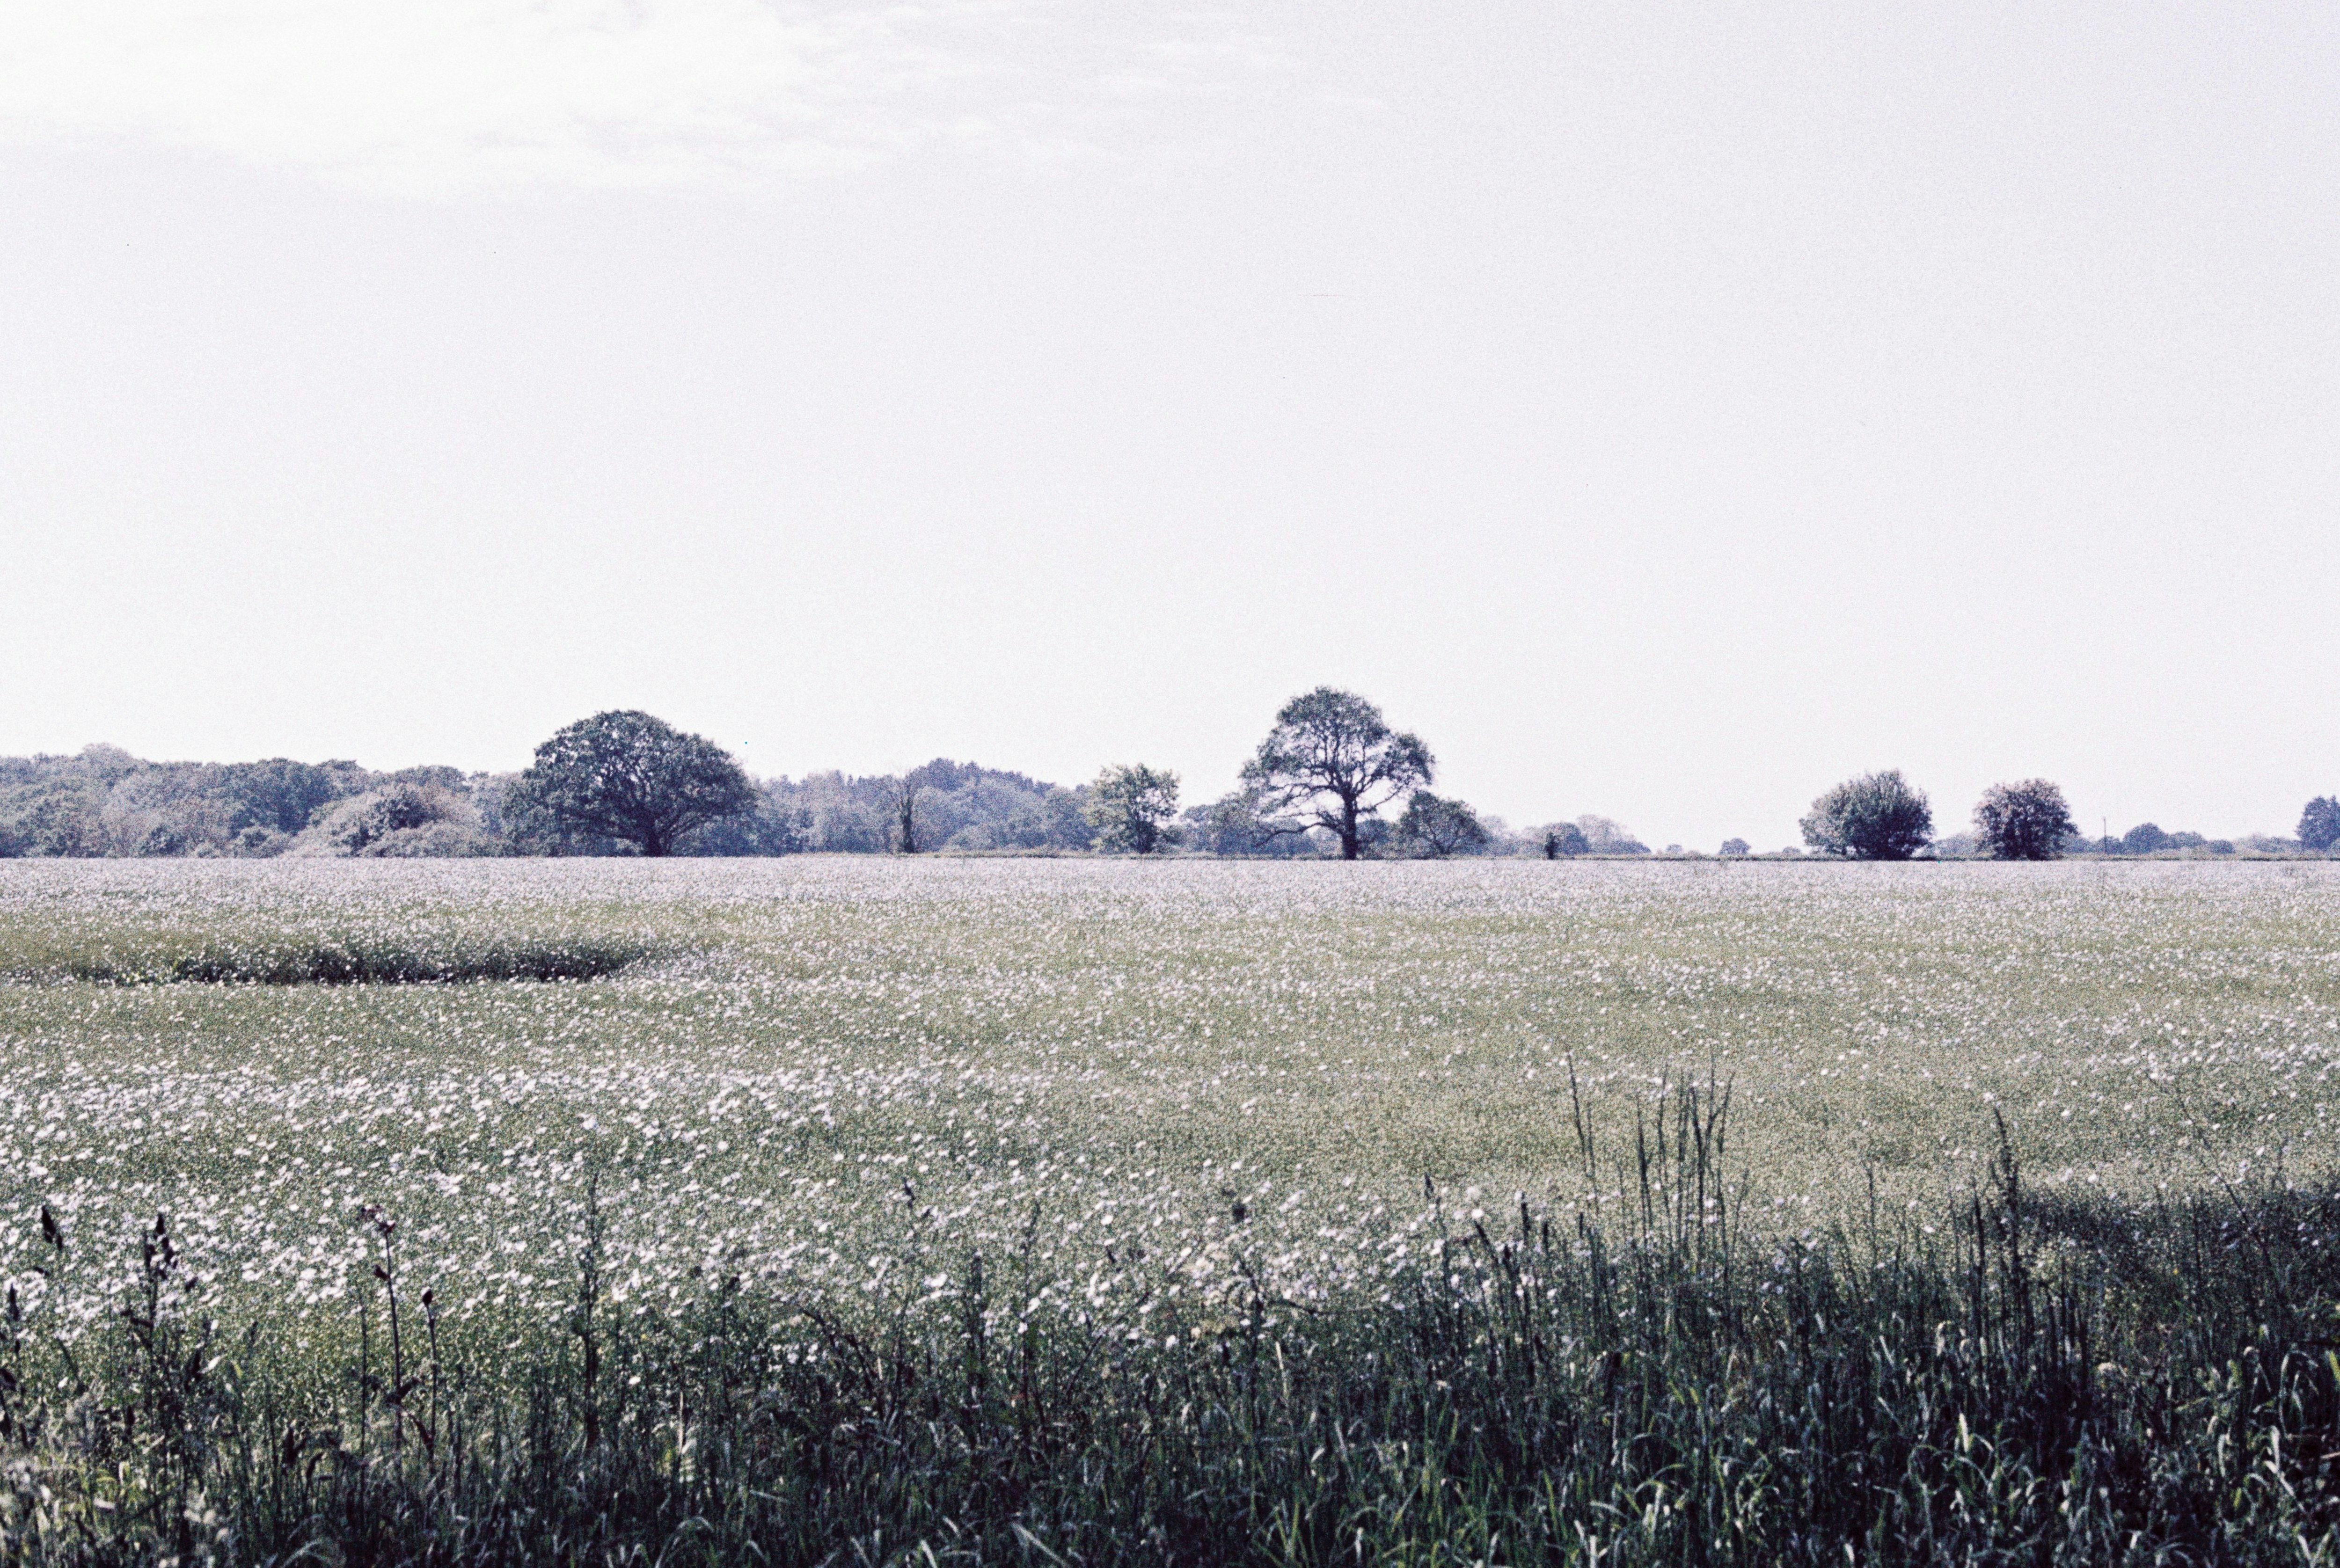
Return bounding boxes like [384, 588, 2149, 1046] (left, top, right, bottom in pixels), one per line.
[512, 710, 755, 856]
[1241, 687, 1433, 860]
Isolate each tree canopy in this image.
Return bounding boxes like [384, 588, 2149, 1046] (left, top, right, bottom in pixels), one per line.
[511, 711, 755, 857]
[1084, 765, 1181, 854]
[1973, 779, 2077, 861]
[1240, 688, 1433, 860]
[1801, 770, 1933, 861]
[1394, 792, 1489, 858]
[2300, 797, 2340, 853]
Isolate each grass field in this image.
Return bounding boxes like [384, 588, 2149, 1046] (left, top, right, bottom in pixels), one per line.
[5, 857, 2340, 1564]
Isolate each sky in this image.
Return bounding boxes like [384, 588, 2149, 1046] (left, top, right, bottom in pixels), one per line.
[1, 1, 2334, 850]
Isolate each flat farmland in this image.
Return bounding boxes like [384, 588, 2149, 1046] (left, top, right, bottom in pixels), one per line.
[3, 856, 2335, 1337]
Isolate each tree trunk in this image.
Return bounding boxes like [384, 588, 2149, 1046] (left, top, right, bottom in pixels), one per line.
[1339, 798, 1360, 860]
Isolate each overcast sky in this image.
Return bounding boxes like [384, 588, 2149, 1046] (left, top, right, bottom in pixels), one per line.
[2, 1, 2333, 848]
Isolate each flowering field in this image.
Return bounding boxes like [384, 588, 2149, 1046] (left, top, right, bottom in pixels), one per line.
[3, 856, 2335, 1344]
[7, 857, 2340, 1563]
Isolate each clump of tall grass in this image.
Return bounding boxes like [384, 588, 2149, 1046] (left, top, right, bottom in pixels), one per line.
[21, 934, 658, 985]
[7, 1098, 2340, 1566]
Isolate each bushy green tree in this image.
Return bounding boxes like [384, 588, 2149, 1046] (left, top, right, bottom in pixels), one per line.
[1241, 688, 1433, 860]
[1394, 792, 1490, 858]
[1083, 765, 1181, 854]
[6, 780, 106, 857]
[509, 711, 755, 857]
[216, 758, 346, 835]
[305, 783, 474, 855]
[2121, 822, 2171, 857]
[2300, 796, 2340, 853]
[1973, 779, 2077, 861]
[1801, 770, 1932, 860]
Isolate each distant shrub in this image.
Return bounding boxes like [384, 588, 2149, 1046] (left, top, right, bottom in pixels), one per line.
[2121, 822, 2172, 856]
[297, 784, 487, 857]
[1973, 779, 2077, 861]
[229, 825, 290, 858]
[357, 820, 498, 858]
[1718, 838, 1750, 857]
[1801, 770, 1932, 860]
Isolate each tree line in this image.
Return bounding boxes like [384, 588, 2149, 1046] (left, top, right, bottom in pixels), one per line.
[1797, 769, 2339, 861]
[3, 690, 2333, 861]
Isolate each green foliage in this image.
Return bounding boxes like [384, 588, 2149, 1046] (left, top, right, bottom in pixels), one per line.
[674, 796, 812, 856]
[0, 767, 111, 857]
[1082, 764, 1181, 853]
[213, 758, 347, 835]
[1802, 769, 1934, 860]
[1182, 786, 1307, 856]
[510, 711, 756, 857]
[2301, 796, 2340, 853]
[1241, 687, 1434, 860]
[0, 749, 380, 858]
[754, 763, 1093, 854]
[303, 782, 489, 857]
[2122, 821, 2173, 856]
[1972, 778, 2077, 861]
[1393, 790, 1490, 857]
[11, 1124, 2340, 1565]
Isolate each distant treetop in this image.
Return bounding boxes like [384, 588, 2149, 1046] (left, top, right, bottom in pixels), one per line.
[1801, 770, 1932, 861]
[1974, 780, 2077, 861]
[510, 710, 755, 857]
[1240, 687, 1433, 861]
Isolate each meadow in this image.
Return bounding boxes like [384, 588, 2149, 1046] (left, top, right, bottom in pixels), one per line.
[4, 857, 2340, 1564]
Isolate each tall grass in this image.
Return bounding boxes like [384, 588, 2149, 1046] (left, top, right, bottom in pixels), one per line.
[7, 1099, 2340, 1566]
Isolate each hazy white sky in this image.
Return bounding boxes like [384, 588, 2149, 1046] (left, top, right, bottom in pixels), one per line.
[2, 1, 2333, 848]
